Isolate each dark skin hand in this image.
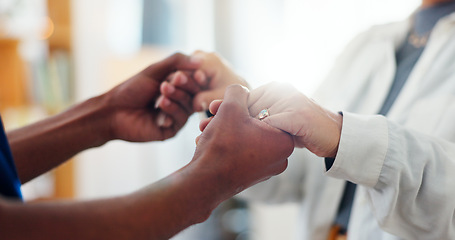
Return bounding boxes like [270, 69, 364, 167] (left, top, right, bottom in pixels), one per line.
[0, 84, 294, 240]
[7, 53, 199, 183]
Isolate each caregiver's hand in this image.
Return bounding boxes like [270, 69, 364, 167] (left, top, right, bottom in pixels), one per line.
[247, 82, 343, 158]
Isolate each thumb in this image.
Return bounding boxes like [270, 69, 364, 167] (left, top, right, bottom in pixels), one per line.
[215, 85, 250, 119]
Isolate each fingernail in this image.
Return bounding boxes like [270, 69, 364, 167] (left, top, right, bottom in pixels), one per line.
[240, 85, 250, 92]
[154, 95, 164, 109]
[166, 72, 176, 81]
[165, 82, 175, 94]
[177, 72, 188, 85]
[162, 97, 171, 107]
[162, 116, 173, 128]
[157, 112, 166, 127]
[194, 70, 207, 85]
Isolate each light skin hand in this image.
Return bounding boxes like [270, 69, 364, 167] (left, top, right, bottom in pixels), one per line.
[161, 51, 249, 113]
[248, 82, 343, 158]
[193, 85, 295, 196]
[190, 51, 249, 112]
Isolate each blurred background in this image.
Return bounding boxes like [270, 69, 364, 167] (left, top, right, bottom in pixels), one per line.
[0, 0, 419, 239]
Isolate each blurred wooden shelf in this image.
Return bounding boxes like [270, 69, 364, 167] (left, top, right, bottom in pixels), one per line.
[47, 0, 72, 52]
[0, 0, 75, 201]
[47, 0, 75, 199]
[0, 38, 28, 112]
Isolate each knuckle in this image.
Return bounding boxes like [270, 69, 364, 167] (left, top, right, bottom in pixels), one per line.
[170, 52, 185, 60]
[192, 49, 203, 55]
[279, 82, 296, 92]
[207, 51, 221, 62]
[226, 84, 248, 94]
[225, 84, 248, 99]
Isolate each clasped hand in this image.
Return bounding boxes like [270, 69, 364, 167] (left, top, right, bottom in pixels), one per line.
[117, 50, 340, 194]
[156, 51, 343, 159]
[248, 83, 343, 158]
[106, 51, 293, 194]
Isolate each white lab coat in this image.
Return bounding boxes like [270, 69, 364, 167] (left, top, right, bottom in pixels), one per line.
[240, 12, 455, 240]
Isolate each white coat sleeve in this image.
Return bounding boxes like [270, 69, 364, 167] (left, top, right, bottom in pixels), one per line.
[326, 112, 455, 239]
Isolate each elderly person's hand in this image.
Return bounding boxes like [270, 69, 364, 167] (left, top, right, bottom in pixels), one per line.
[247, 82, 343, 158]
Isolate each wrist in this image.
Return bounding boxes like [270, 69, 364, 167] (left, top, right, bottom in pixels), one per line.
[183, 160, 228, 208]
[70, 93, 115, 147]
[157, 161, 226, 224]
[128, 160, 227, 239]
[6, 93, 114, 182]
[188, 147, 243, 202]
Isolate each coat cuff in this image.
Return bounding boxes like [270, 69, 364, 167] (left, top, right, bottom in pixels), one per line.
[326, 112, 389, 188]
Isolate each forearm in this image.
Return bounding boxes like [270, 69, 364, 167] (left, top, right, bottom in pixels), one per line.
[0, 163, 222, 240]
[7, 94, 113, 183]
[137, 164, 224, 239]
